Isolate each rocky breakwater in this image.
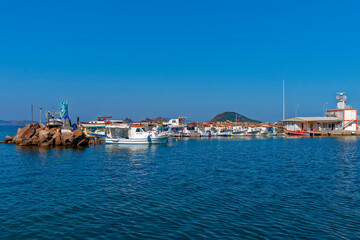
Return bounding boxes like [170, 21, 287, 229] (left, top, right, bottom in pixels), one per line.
[1, 123, 98, 147]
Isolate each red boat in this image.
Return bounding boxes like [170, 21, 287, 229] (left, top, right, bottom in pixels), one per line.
[288, 130, 311, 136]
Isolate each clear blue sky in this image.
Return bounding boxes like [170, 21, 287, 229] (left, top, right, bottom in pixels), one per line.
[0, 0, 359, 123]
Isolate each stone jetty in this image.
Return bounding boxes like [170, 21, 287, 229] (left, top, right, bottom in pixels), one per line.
[1, 123, 99, 147]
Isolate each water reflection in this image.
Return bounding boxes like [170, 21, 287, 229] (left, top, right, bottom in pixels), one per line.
[106, 144, 163, 152]
[333, 136, 358, 142]
[16, 145, 86, 153]
[2, 132, 360, 239]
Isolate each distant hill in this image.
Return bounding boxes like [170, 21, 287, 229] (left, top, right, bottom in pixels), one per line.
[124, 118, 134, 123]
[0, 120, 31, 125]
[209, 112, 261, 123]
[141, 117, 169, 123]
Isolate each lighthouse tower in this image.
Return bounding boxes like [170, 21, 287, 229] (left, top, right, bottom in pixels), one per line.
[336, 92, 348, 109]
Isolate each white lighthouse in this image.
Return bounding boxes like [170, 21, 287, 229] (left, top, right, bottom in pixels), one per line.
[336, 92, 349, 109]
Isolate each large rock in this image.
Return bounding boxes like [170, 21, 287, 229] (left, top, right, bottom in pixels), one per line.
[52, 132, 62, 146]
[19, 141, 30, 146]
[40, 141, 51, 147]
[30, 138, 40, 145]
[77, 138, 89, 146]
[4, 136, 13, 143]
[12, 123, 40, 144]
[39, 130, 54, 142]
[5, 124, 92, 148]
[61, 132, 73, 146]
[34, 127, 46, 138]
[20, 123, 39, 139]
[72, 129, 86, 145]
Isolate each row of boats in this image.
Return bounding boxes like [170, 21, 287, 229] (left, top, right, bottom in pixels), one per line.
[80, 117, 287, 145]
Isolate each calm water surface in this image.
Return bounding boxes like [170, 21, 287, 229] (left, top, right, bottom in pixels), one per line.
[1, 126, 360, 239]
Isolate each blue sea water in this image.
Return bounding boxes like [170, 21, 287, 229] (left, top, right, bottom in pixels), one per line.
[1, 125, 360, 239]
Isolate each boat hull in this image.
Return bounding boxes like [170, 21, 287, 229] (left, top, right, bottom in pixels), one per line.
[87, 133, 106, 138]
[200, 133, 211, 137]
[47, 119, 63, 127]
[149, 136, 169, 144]
[105, 136, 169, 145]
[288, 130, 310, 136]
[243, 131, 260, 136]
[217, 132, 232, 137]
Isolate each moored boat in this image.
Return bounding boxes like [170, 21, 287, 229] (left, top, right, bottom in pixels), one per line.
[287, 130, 310, 136]
[200, 129, 212, 137]
[243, 128, 261, 136]
[231, 130, 246, 137]
[105, 124, 169, 144]
[47, 118, 63, 127]
[80, 116, 111, 137]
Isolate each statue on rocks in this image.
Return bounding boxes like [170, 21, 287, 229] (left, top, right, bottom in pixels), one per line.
[60, 101, 71, 129]
[60, 101, 69, 119]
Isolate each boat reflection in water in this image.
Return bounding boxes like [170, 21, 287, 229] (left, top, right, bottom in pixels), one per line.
[105, 144, 154, 152]
[104, 143, 168, 160]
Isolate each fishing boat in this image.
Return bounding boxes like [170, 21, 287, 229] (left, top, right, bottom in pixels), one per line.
[259, 127, 271, 136]
[105, 124, 169, 144]
[287, 130, 310, 136]
[231, 131, 245, 137]
[47, 118, 63, 127]
[231, 126, 247, 136]
[182, 126, 200, 137]
[215, 127, 232, 137]
[217, 131, 232, 137]
[46, 110, 63, 128]
[243, 128, 261, 136]
[80, 116, 112, 138]
[200, 129, 212, 137]
[167, 117, 187, 137]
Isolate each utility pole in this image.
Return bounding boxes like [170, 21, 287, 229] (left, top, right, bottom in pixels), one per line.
[31, 104, 33, 124]
[39, 107, 42, 124]
[283, 74, 285, 121]
[322, 103, 328, 116]
[295, 104, 300, 117]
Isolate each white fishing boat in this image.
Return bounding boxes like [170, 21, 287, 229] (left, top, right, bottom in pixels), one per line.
[167, 117, 187, 137]
[214, 127, 232, 137]
[199, 129, 212, 137]
[217, 132, 232, 137]
[243, 127, 261, 136]
[80, 116, 112, 138]
[46, 111, 63, 128]
[182, 126, 200, 137]
[231, 130, 246, 137]
[231, 126, 247, 136]
[105, 124, 169, 144]
[259, 127, 271, 136]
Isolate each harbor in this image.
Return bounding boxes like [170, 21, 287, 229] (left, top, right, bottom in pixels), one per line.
[2, 1, 360, 239]
[2, 92, 360, 148]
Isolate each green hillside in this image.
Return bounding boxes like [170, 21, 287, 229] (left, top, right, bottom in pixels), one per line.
[209, 112, 261, 123]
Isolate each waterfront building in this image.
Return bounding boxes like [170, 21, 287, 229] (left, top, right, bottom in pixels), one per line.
[282, 93, 358, 133]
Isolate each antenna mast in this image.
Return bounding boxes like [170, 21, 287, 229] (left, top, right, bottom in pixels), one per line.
[283, 74, 285, 120]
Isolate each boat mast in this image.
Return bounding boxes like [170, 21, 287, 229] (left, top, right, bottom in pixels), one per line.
[283, 74, 285, 121]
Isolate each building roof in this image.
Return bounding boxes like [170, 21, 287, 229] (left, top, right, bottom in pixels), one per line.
[281, 117, 342, 122]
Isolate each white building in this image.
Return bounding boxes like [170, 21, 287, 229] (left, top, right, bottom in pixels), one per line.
[325, 93, 357, 131]
[282, 93, 358, 132]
